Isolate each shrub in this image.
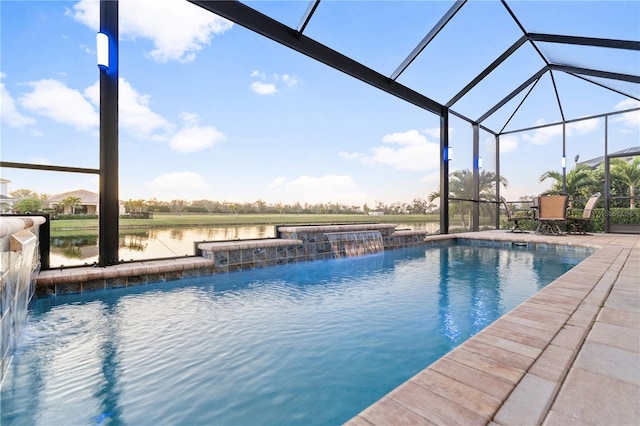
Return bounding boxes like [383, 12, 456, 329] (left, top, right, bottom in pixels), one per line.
[56, 214, 99, 220]
[590, 208, 640, 232]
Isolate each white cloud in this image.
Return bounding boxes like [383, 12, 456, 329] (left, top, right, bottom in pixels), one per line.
[70, 0, 233, 63]
[25, 77, 222, 152]
[382, 129, 427, 146]
[180, 112, 200, 126]
[342, 129, 440, 172]
[613, 98, 640, 130]
[169, 113, 226, 153]
[523, 118, 599, 146]
[499, 135, 518, 154]
[250, 70, 298, 95]
[567, 118, 599, 134]
[147, 171, 211, 198]
[267, 174, 370, 205]
[280, 74, 298, 86]
[268, 176, 287, 188]
[250, 70, 266, 79]
[16, 75, 225, 154]
[84, 78, 173, 140]
[20, 79, 98, 131]
[250, 81, 277, 96]
[1, 75, 36, 128]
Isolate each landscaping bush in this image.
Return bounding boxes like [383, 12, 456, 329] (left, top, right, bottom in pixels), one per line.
[591, 208, 640, 232]
[147, 205, 171, 212]
[56, 214, 99, 220]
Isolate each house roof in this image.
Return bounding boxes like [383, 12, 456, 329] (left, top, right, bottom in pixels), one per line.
[48, 189, 99, 204]
[578, 146, 640, 169]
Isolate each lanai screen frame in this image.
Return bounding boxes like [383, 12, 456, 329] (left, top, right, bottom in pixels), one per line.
[2, 0, 638, 267]
[187, 0, 639, 234]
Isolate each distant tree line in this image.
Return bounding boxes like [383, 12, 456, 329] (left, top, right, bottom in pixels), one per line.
[128, 198, 437, 215]
[7, 157, 636, 218]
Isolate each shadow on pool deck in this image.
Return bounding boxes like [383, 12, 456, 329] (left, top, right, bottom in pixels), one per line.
[35, 231, 639, 425]
[347, 231, 640, 426]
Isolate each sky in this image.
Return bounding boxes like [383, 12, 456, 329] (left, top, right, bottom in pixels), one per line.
[1, 0, 639, 206]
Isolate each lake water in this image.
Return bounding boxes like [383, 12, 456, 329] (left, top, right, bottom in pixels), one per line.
[50, 222, 441, 267]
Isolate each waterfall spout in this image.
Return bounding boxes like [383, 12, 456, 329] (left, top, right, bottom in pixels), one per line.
[324, 231, 384, 258]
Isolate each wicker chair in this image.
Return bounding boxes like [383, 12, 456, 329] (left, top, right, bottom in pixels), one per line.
[501, 197, 531, 232]
[536, 194, 569, 235]
[567, 192, 601, 235]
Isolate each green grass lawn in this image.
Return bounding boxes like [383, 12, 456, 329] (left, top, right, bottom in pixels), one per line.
[50, 213, 440, 231]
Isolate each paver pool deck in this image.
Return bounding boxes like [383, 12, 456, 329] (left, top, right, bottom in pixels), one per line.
[347, 230, 640, 426]
[35, 230, 639, 425]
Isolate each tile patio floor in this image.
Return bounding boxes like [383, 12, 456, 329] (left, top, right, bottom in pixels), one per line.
[347, 230, 639, 426]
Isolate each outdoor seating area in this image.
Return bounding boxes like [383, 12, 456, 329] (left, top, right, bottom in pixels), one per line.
[537, 194, 570, 235]
[503, 193, 604, 236]
[567, 192, 602, 235]
[501, 197, 533, 233]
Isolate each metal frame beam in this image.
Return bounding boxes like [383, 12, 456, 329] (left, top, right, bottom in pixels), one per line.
[549, 69, 566, 122]
[390, 0, 467, 81]
[446, 35, 527, 108]
[500, 106, 640, 136]
[472, 124, 480, 232]
[448, 110, 497, 135]
[495, 134, 501, 229]
[527, 33, 640, 51]
[498, 76, 541, 134]
[296, 0, 320, 36]
[0, 162, 99, 175]
[549, 64, 640, 84]
[440, 110, 450, 234]
[99, 0, 119, 267]
[189, 0, 444, 115]
[476, 66, 548, 124]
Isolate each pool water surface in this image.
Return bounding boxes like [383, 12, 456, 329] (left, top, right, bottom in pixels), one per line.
[1, 242, 591, 425]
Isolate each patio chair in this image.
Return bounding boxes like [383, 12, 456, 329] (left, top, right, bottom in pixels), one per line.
[531, 196, 539, 221]
[567, 192, 601, 235]
[501, 197, 531, 232]
[536, 194, 569, 235]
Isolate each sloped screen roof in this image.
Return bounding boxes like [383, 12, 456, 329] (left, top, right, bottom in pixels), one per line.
[191, 0, 640, 135]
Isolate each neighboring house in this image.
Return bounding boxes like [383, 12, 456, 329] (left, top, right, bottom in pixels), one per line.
[577, 146, 640, 169]
[0, 178, 16, 213]
[47, 189, 125, 215]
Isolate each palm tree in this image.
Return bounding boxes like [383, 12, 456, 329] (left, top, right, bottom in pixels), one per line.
[60, 196, 82, 215]
[429, 169, 508, 229]
[539, 164, 599, 206]
[609, 157, 640, 209]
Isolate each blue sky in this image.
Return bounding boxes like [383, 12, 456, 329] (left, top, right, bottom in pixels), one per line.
[1, 0, 638, 206]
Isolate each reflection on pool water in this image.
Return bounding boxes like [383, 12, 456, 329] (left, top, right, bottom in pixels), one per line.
[1, 242, 591, 425]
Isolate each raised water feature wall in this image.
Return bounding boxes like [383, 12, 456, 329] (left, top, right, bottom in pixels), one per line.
[325, 230, 384, 257]
[35, 223, 431, 295]
[1, 216, 46, 382]
[198, 223, 429, 272]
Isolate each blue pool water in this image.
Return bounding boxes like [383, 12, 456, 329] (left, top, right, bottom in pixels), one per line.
[1, 242, 591, 425]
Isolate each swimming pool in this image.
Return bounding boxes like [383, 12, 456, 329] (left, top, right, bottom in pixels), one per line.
[1, 242, 591, 425]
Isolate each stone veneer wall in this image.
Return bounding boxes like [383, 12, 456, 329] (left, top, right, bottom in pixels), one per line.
[1, 216, 46, 382]
[198, 224, 429, 273]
